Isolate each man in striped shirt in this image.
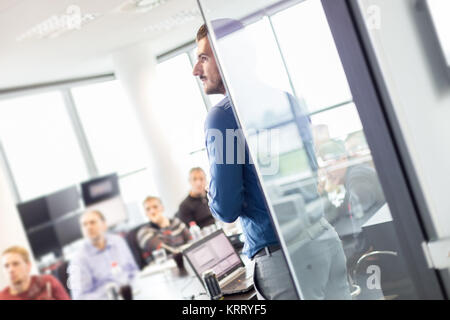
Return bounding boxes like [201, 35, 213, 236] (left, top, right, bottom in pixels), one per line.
[137, 196, 192, 261]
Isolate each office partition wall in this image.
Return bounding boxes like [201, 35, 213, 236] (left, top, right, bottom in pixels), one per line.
[196, 0, 446, 299]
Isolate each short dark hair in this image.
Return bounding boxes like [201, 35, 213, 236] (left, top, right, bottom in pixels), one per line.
[196, 24, 208, 42]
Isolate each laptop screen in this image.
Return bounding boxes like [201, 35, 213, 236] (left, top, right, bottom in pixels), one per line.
[184, 230, 242, 280]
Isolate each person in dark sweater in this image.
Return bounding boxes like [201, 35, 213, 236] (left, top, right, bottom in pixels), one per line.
[177, 167, 216, 228]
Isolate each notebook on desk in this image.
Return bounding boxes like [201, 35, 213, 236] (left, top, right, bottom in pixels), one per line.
[182, 229, 254, 295]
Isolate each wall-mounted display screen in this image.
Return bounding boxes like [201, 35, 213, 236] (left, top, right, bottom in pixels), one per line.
[81, 173, 120, 206]
[46, 185, 80, 221]
[17, 197, 51, 230]
[27, 225, 61, 259]
[54, 213, 83, 247]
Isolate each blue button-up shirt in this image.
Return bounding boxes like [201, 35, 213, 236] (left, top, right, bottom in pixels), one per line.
[205, 96, 279, 258]
[68, 233, 138, 300]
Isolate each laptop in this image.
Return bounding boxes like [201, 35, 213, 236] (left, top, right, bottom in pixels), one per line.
[182, 229, 254, 295]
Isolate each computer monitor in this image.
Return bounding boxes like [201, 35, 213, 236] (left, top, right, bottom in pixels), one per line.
[27, 225, 62, 259]
[46, 185, 80, 221]
[81, 173, 120, 206]
[183, 230, 242, 281]
[17, 197, 51, 231]
[54, 213, 83, 247]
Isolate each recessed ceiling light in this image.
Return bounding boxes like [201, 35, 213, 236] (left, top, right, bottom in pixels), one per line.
[134, 0, 167, 9]
[16, 5, 100, 41]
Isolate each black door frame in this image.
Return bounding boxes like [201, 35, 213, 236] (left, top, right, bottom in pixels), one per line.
[321, 0, 446, 299]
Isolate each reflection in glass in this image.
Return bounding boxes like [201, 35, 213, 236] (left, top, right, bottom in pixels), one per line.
[427, 0, 450, 67]
[199, 0, 420, 299]
[270, 0, 352, 112]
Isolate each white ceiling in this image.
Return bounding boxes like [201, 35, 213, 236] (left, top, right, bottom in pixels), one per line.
[0, 0, 288, 90]
[0, 0, 204, 90]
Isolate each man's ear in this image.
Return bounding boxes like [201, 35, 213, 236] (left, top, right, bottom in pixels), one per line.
[102, 220, 108, 232]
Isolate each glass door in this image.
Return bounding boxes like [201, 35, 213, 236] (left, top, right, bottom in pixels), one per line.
[197, 0, 444, 299]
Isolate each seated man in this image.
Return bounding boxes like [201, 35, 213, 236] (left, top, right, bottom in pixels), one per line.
[68, 210, 138, 300]
[0, 246, 70, 300]
[318, 139, 386, 218]
[177, 167, 216, 228]
[137, 196, 192, 261]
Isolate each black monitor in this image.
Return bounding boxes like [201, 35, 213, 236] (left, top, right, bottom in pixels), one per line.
[81, 173, 120, 206]
[17, 197, 51, 231]
[54, 213, 83, 247]
[46, 185, 80, 221]
[27, 225, 62, 259]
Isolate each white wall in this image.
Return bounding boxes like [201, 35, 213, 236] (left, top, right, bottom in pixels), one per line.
[357, 0, 450, 239]
[112, 43, 187, 217]
[0, 165, 35, 289]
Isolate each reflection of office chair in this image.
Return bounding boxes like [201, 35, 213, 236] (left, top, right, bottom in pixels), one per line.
[350, 250, 416, 300]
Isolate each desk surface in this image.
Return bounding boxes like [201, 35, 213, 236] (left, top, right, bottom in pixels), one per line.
[133, 258, 255, 300]
[362, 204, 392, 228]
[333, 203, 391, 238]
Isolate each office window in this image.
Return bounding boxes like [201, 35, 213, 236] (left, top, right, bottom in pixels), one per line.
[71, 80, 151, 175]
[0, 91, 88, 201]
[310, 103, 363, 141]
[244, 18, 293, 95]
[154, 53, 209, 177]
[271, 0, 352, 113]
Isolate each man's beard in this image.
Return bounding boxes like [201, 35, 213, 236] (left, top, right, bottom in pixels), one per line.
[11, 276, 24, 287]
[205, 78, 225, 95]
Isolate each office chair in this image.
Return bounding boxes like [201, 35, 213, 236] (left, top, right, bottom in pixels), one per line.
[52, 260, 70, 294]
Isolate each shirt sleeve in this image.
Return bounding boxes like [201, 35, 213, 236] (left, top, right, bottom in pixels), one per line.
[118, 236, 139, 281]
[205, 105, 244, 223]
[47, 275, 70, 300]
[181, 221, 193, 243]
[68, 255, 108, 300]
[137, 226, 162, 254]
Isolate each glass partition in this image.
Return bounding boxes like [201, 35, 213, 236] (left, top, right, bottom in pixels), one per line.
[197, 0, 421, 299]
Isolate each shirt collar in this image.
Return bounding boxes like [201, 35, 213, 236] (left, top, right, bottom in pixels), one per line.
[85, 234, 113, 255]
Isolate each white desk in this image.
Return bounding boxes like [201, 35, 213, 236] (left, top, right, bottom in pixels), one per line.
[132, 253, 255, 300]
[362, 204, 392, 228]
[133, 259, 207, 300]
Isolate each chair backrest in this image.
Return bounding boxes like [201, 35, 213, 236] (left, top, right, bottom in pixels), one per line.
[125, 223, 150, 270]
[51, 260, 70, 295]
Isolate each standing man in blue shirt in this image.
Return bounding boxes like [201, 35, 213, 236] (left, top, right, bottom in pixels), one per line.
[192, 23, 297, 300]
[68, 210, 138, 300]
